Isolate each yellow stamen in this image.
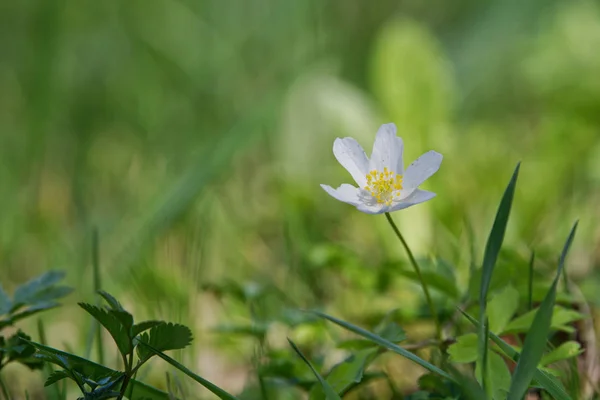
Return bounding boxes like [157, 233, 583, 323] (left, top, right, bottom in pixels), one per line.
[363, 169, 403, 205]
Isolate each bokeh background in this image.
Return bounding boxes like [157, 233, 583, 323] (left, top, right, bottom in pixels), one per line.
[2, 0, 600, 397]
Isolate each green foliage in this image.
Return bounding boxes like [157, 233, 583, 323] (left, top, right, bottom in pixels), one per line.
[0, 271, 72, 330]
[507, 222, 578, 400]
[478, 163, 520, 395]
[34, 291, 195, 400]
[287, 339, 342, 400]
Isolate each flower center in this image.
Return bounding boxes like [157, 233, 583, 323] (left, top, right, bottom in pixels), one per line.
[364, 167, 403, 206]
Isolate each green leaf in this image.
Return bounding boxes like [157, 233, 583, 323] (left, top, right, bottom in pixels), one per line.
[313, 311, 453, 381]
[507, 221, 578, 400]
[0, 284, 11, 315]
[137, 340, 240, 400]
[487, 285, 519, 333]
[97, 291, 123, 311]
[131, 320, 162, 338]
[4, 302, 60, 327]
[309, 348, 378, 399]
[11, 271, 71, 312]
[540, 341, 583, 366]
[479, 163, 520, 396]
[28, 341, 171, 400]
[288, 339, 342, 400]
[136, 323, 193, 361]
[78, 303, 131, 356]
[503, 306, 585, 334]
[375, 321, 406, 343]
[476, 351, 511, 400]
[459, 308, 572, 400]
[448, 333, 478, 363]
[44, 370, 70, 386]
[395, 268, 460, 299]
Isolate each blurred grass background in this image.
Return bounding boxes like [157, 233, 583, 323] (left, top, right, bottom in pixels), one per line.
[2, 0, 600, 396]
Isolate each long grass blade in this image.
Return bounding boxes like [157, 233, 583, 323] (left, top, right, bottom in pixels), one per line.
[287, 338, 341, 400]
[507, 221, 578, 400]
[459, 310, 572, 400]
[312, 311, 453, 381]
[478, 163, 520, 394]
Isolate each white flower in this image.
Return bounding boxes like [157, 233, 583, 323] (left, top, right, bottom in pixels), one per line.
[321, 123, 442, 214]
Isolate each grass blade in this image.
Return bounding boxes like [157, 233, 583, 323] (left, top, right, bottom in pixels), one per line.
[137, 341, 239, 400]
[528, 251, 535, 310]
[459, 310, 572, 400]
[287, 338, 342, 400]
[507, 221, 578, 400]
[478, 163, 520, 394]
[312, 311, 453, 381]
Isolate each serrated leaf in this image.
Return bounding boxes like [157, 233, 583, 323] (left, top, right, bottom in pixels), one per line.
[3, 302, 60, 328]
[313, 311, 453, 381]
[459, 310, 572, 400]
[44, 370, 71, 386]
[79, 303, 131, 356]
[375, 321, 406, 343]
[28, 340, 171, 400]
[479, 163, 520, 396]
[448, 333, 478, 363]
[288, 339, 342, 400]
[309, 348, 378, 399]
[503, 306, 584, 334]
[11, 271, 69, 312]
[132, 320, 162, 338]
[136, 323, 193, 361]
[488, 285, 519, 333]
[98, 291, 123, 311]
[507, 221, 577, 400]
[540, 341, 583, 366]
[0, 284, 11, 315]
[137, 340, 239, 400]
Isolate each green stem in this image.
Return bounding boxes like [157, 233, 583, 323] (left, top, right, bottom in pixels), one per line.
[385, 213, 442, 343]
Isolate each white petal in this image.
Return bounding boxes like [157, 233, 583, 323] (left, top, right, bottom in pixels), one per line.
[356, 203, 386, 215]
[402, 151, 442, 196]
[333, 138, 369, 187]
[388, 189, 436, 212]
[320, 184, 361, 206]
[368, 123, 404, 174]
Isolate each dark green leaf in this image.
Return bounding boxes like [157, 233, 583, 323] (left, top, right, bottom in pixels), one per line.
[137, 340, 239, 400]
[136, 323, 193, 361]
[11, 271, 70, 312]
[4, 302, 61, 327]
[288, 339, 342, 400]
[78, 303, 131, 356]
[131, 320, 162, 338]
[313, 311, 453, 381]
[459, 309, 572, 400]
[28, 341, 171, 400]
[44, 370, 70, 386]
[507, 222, 578, 400]
[309, 348, 378, 399]
[479, 163, 520, 399]
[97, 291, 123, 311]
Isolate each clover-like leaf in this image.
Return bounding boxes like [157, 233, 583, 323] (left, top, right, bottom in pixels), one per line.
[44, 370, 71, 387]
[78, 303, 132, 356]
[136, 323, 193, 362]
[131, 320, 162, 338]
[448, 333, 478, 363]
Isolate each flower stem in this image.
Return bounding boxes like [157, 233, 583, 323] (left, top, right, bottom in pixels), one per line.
[384, 212, 442, 344]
